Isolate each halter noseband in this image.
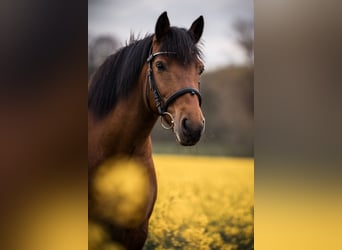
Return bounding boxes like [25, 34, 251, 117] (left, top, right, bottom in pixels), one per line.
[146, 48, 202, 130]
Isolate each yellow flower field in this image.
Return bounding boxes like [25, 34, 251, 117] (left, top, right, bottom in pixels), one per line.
[144, 155, 254, 250]
[89, 155, 254, 250]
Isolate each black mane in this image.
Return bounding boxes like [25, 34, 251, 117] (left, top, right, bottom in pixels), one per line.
[88, 27, 202, 118]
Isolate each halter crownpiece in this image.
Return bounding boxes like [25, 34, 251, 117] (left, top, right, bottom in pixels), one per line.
[146, 47, 202, 130]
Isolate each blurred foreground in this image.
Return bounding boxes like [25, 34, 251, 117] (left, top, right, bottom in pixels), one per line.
[89, 155, 254, 249]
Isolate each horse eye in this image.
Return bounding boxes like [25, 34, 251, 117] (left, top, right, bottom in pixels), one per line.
[199, 66, 205, 75]
[155, 61, 166, 71]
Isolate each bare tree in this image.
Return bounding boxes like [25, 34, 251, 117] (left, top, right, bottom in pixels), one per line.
[234, 19, 254, 65]
[88, 35, 119, 77]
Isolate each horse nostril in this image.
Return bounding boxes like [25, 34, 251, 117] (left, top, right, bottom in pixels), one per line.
[181, 118, 203, 136]
[182, 118, 190, 132]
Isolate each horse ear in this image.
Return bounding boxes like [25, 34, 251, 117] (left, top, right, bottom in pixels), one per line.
[189, 16, 204, 43]
[155, 11, 170, 41]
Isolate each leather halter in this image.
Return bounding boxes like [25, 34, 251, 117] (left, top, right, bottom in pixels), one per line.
[146, 48, 202, 129]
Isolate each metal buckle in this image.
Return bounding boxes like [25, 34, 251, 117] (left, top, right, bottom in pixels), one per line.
[160, 112, 174, 130]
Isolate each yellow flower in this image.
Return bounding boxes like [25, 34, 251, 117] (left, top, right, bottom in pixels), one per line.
[92, 157, 150, 228]
[144, 155, 254, 249]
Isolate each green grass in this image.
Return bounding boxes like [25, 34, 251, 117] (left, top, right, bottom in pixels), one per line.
[152, 143, 249, 157]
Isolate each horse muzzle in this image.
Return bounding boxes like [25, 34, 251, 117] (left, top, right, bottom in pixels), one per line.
[175, 117, 205, 146]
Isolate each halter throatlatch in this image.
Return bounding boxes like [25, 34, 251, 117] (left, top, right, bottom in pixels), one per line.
[146, 48, 202, 130]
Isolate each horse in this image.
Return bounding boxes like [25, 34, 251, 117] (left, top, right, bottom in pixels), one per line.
[88, 12, 205, 249]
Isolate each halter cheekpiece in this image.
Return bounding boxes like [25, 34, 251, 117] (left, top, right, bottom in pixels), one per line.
[146, 47, 202, 130]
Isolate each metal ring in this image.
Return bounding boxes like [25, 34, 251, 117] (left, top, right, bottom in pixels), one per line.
[160, 112, 174, 130]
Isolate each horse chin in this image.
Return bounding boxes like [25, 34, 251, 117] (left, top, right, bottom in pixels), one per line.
[174, 130, 201, 146]
[179, 140, 198, 146]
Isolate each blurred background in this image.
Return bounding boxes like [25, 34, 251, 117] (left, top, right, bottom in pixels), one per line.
[88, 0, 254, 156]
[1, 0, 341, 249]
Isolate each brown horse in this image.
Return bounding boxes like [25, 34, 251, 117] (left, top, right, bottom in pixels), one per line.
[88, 12, 205, 249]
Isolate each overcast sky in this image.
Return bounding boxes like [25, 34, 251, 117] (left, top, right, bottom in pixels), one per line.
[88, 0, 253, 71]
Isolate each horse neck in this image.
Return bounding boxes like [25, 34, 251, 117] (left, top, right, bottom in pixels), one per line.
[112, 83, 158, 152]
[88, 70, 158, 167]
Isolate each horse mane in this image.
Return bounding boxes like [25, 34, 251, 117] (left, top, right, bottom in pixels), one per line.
[88, 27, 203, 118]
